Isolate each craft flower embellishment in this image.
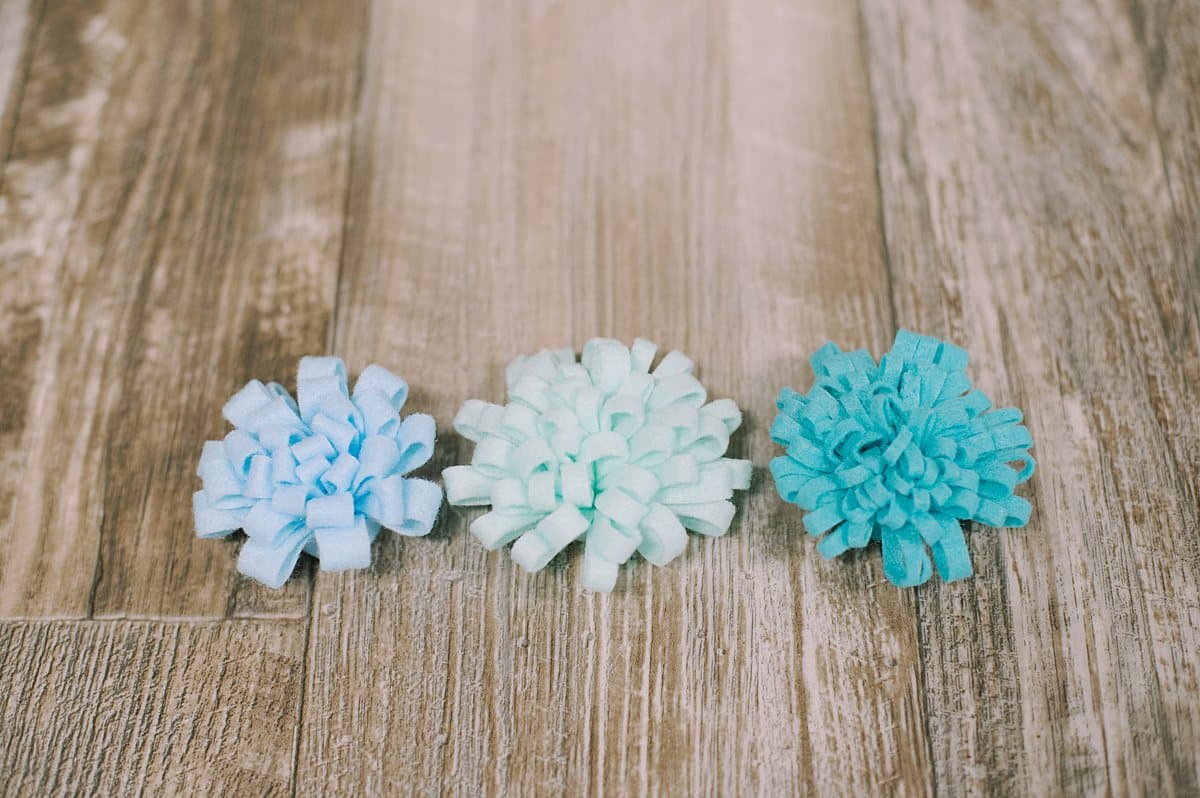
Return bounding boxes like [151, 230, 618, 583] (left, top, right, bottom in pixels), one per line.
[194, 357, 442, 588]
[444, 338, 751, 592]
[770, 330, 1035, 587]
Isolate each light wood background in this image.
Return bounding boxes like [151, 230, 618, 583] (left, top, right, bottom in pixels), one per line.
[0, 0, 1197, 795]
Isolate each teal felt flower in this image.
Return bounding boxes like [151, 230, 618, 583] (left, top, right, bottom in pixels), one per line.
[194, 357, 442, 588]
[770, 330, 1035, 587]
[444, 338, 752, 592]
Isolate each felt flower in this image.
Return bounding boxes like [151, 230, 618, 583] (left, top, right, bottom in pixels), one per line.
[194, 357, 442, 588]
[444, 338, 751, 592]
[770, 330, 1035, 587]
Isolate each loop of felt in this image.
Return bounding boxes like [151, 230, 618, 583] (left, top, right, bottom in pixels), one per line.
[444, 337, 751, 592]
[195, 357, 443, 588]
[769, 329, 1036, 587]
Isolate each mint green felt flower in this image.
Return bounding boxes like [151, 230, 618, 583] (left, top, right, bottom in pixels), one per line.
[444, 338, 751, 592]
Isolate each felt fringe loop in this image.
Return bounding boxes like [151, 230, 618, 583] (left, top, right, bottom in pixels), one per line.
[445, 338, 751, 592]
[770, 330, 1034, 587]
[195, 357, 442, 588]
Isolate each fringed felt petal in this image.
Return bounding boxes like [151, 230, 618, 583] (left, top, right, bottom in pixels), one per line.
[770, 329, 1035, 587]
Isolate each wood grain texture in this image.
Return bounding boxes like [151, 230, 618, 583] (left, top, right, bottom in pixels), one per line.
[294, 1, 934, 794]
[0, 619, 305, 795]
[861, 0, 1200, 794]
[0, 0, 34, 167]
[0, 0, 361, 618]
[0, 0, 1196, 794]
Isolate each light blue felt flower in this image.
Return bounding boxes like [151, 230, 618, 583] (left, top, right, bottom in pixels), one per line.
[194, 357, 442, 588]
[443, 338, 752, 592]
[770, 330, 1035, 587]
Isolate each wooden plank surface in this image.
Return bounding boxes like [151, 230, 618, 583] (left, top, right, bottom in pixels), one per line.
[0, 0, 1196, 794]
[0, 0, 33, 165]
[295, 1, 931, 794]
[862, 0, 1200, 794]
[0, 620, 305, 795]
[0, 0, 361, 619]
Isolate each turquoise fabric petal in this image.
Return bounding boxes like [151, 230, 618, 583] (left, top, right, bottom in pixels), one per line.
[194, 358, 443, 588]
[443, 337, 750, 593]
[770, 329, 1036, 587]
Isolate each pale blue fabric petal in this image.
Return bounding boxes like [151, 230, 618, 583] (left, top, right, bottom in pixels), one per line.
[243, 502, 302, 547]
[292, 434, 335, 463]
[526, 472, 558, 512]
[598, 465, 659, 503]
[271, 484, 311, 517]
[353, 364, 409, 412]
[222, 430, 262, 475]
[355, 389, 402, 437]
[193, 491, 248, 538]
[306, 493, 355, 530]
[656, 465, 732, 505]
[472, 437, 517, 477]
[297, 357, 347, 421]
[657, 455, 700, 488]
[360, 474, 407, 528]
[594, 488, 650, 530]
[581, 338, 632, 395]
[770, 329, 1036, 587]
[198, 441, 249, 509]
[703, 397, 743, 430]
[394, 413, 436, 473]
[311, 414, 358, 456]
[244, 455, 274, 499]
[395, 478, 443, 537]
[320, 452, 359, 494]
[559, 462, 594, 508]
[313, 517, 373, 572]
[356, 436, 402, 485]
[195, 358, 442, 588]
[238, 530, 308, 590]
[222, 380, 275, 428]
[444, 338, 747, 590]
